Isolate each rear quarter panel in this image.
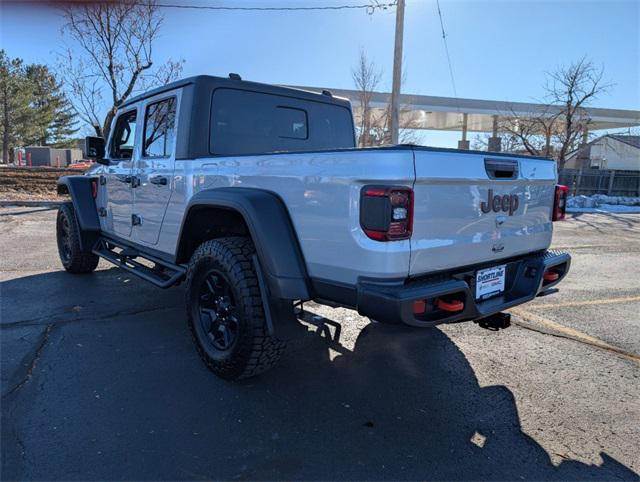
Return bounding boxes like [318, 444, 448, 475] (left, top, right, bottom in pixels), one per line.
[232, 149, 416, 284]
[158, 149, 415, 286]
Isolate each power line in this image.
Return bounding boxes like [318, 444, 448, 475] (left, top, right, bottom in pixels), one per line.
[154, 1, 397, 13]
[14, 0, 398, 14]
[435, 0, 458, 101]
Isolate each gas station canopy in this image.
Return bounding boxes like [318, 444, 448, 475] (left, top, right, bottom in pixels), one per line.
[290, 86, 640, 133]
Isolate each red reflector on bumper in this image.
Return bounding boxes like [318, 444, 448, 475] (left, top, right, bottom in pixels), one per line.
[413, 300, 426, 315]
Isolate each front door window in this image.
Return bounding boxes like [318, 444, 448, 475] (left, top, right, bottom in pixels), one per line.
[111, 111, 137, 159]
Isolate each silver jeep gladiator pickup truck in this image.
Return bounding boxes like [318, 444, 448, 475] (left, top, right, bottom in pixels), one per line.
[56, 74, 571, 380]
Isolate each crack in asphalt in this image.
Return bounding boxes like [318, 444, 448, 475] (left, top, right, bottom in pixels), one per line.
[16, 438, 26, 461]
[1, 412, 28, 471]
[0, 304, 179, 330]
[2, 324, 54, 400]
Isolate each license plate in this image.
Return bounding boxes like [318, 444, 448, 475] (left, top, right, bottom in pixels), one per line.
[476, 265, 506, 300]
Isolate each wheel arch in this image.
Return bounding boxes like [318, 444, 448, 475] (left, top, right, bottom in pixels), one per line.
[57, 176, 100, 251]
[176, 188, 311, 301]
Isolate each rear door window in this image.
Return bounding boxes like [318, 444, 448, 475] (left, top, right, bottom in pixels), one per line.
[143, 97, 177, 158]
[210, 88, 354, 155]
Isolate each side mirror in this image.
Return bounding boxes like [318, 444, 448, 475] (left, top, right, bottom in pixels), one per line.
[85, 136, 107, 164]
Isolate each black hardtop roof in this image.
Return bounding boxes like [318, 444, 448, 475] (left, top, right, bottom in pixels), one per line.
[122, 74, 352, 109]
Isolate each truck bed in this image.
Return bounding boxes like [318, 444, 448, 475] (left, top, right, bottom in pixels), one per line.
[162, 145, 557, 288]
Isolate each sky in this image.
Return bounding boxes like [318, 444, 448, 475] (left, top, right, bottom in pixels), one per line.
[1, 0, 639, 146]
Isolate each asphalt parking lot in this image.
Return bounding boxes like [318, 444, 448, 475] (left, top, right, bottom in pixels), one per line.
[1, 206, 639, 480]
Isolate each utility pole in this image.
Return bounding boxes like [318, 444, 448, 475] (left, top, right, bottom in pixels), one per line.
[390, 0, 405, 145]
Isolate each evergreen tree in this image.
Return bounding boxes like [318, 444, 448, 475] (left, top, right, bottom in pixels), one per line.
[50, 103, 78, 145]
[0, 51, 78, 163]
[0, 50, 30, 163]
[25, 63, 78, 146]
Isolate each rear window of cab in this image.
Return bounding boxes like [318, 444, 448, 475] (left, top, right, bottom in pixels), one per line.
[209, 88, 354, 156]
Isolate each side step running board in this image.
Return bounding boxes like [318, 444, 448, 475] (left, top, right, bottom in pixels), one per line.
[93, 237, 186, 289]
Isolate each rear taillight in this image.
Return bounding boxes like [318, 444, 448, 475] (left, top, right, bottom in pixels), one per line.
[553, 184, 568, 221]
[360, 185, 413, 241]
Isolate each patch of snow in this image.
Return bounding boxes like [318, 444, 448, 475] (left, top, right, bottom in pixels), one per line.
[567, 205, 640, 214]
[566, 195, 596, 208]
[566, 194, 640, 213]
[591, 195, 640, 206]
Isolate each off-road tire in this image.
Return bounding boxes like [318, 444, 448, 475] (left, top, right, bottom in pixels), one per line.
[56, 202, 99, 274]
[185, 237, 286, 380]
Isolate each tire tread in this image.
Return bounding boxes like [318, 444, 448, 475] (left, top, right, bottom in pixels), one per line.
[56, 202, 99, 274]
[186, 237, 286, 380]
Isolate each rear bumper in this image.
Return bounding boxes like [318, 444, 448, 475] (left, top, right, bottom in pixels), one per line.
[357, 250, 571, 327]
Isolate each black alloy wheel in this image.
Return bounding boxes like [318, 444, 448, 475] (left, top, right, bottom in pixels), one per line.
[197, 270, 240, 351]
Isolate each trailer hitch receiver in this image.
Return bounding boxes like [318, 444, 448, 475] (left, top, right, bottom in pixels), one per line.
[475, 312, 511, 331]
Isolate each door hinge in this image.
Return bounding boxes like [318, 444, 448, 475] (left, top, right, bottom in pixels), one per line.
[131, 214, 142, 226]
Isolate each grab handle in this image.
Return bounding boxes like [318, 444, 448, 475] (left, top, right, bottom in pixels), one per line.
[485, 158, 518, 180]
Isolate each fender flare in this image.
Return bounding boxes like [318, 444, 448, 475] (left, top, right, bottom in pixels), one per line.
[178, 187, 310, 301]
[57, 176, 100, 250]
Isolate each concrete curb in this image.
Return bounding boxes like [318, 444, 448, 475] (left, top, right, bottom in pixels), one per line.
[0, 200, 62, 207]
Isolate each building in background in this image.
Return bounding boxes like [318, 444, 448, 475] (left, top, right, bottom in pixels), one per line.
[23, 147, 84, 167]
[565, 135, 640, 171]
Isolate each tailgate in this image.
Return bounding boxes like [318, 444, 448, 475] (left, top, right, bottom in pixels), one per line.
[410, 149, 557, 276]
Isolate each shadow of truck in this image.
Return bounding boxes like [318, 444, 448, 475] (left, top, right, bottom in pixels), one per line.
[0, 269, 637, 480]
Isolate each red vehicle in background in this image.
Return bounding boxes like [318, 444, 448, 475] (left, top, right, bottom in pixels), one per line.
[68, 160, 94, 171]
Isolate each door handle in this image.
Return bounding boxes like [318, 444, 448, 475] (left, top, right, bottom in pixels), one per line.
[116, 174, 132, 184]
[115, 175, 140, 187]
[149, 175, 168, 186]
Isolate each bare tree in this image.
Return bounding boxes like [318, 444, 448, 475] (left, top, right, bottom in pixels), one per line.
[366, 104, 422, 145]
[546, 57, 611, 167]
[487, 59, 609, 164]
[58, 0, 183, 139]
[351, 51, 421, 146]
[498, 106, 562, 157]
[352, 49, 382, 147]
[472, 131, 524, 154]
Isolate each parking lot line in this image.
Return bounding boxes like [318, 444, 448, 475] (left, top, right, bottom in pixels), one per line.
[531, 295, 640, 309]
[509, 307, 640, 363]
